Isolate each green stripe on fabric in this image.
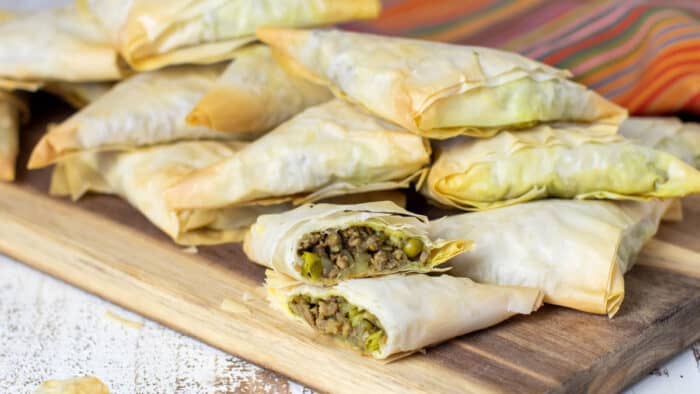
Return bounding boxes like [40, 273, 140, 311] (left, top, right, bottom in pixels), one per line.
[557, 6, 677, 70]
[405, 0, 516, 38]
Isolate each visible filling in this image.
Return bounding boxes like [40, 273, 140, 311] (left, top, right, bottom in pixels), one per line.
[437, 144, 668, 207]
[296, 225, 429, 282]
[289, 295, 387, 354]
[419, 78, 580, 130]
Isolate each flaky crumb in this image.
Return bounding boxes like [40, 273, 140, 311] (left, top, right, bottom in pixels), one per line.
[104, 310, 144, 329]
[241, 291, 255, 303]
[34, 376, 109, 394]
[181, 246, 198, 254]
[220, 299, 251, 315]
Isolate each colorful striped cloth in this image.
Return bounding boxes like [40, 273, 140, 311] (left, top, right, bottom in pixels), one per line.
[347, 0, 700, 116]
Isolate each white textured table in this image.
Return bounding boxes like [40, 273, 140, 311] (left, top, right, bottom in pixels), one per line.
[2, 253, 699, 393]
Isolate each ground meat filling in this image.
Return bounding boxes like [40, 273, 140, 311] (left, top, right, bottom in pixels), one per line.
[296, 225, 430, 281]
[289, 295, 386, 354]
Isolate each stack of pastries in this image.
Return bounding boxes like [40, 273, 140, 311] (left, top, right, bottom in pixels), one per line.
[3, 1, 700, 359]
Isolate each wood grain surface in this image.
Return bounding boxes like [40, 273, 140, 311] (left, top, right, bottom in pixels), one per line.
[2, 96, 700, 393]
[3, 255, 699, 394]
[0, 255, 309, 394]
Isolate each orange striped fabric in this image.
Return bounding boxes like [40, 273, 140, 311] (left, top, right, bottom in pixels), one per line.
[347, 0, 700, 115]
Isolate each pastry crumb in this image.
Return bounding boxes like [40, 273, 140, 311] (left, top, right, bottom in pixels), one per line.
[241, 291, 255, 303]
[104, 310, 144, 329]
[181, 246, 198, 254]
[34, 376, 109, 394]
[220, 298, 251, 315]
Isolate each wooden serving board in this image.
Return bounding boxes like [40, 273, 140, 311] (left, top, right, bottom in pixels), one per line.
[2, 97, 700, 393]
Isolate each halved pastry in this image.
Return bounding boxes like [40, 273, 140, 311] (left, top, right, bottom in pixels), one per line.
[0, 5, 126, 83]
[166, 99, 431, 210]
[620, 117, 700, 168]
[245, 202, 470, 285]
[187, 44, 332, 135]
[82, 0, 381, 71]
[257, 28, 626, 139]
[0, 91, 28, 181]
[50, 139, 290, 245]
[267, 271, 543, 359]
[29, 65, 235, 169]
[424, 123, 700, 210]
[430, 199, 670, 317]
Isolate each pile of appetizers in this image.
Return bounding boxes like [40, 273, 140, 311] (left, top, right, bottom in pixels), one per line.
[2, 1, 700, 360]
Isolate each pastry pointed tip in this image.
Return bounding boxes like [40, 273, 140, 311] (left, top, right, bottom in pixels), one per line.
[27, 138, 54, 169]
[185, 107, 212, 129]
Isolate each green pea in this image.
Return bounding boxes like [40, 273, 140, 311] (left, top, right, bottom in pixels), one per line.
[301, 252, 322, 281]
[402, 237, 424, 259]
[339, 303, 352, 315]
[353, 252, 370, 274]
[365, 331, 384, 353]
[350, 313, 364, 328]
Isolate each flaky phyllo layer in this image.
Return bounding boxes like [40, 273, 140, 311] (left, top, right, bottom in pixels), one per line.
[49, 140, 291, 245]
[429, 199, 670, 317]
[424, 123, 700, 211]
[245, 202, 470, 285]
[258, 28, 626, 139]
[267, 271, 543, 359]
[187, 44, 332, 135]
[29, 64, 234, 169]
[0, 5, 126, 83]
[166, 100, 432, 211]
[79, 0, 381, 71]
[620, 117, 700, 169]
